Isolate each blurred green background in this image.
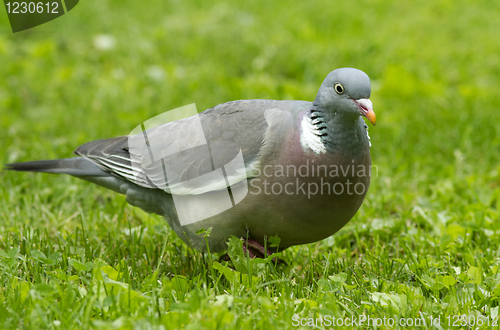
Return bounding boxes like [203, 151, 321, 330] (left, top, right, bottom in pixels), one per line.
[2, 0, 500, 328]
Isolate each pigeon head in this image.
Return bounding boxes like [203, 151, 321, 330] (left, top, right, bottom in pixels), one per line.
[314, 68, 376, 125]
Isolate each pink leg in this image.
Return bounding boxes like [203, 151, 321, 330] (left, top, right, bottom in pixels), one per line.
[242, 242, 257, 258]
[245, 239, 285, 264]
[245, 239, 271, 257]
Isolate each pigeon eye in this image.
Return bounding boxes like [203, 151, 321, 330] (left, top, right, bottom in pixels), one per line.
[334, 83, 345, 94]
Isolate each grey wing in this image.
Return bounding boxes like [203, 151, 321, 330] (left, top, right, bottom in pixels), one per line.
[75, 100, 299, 194]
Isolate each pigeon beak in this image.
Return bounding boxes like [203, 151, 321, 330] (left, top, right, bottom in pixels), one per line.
[353, 98, 376, 125]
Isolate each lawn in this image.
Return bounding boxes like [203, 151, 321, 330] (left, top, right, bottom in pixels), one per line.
[1, 0, 500, 328]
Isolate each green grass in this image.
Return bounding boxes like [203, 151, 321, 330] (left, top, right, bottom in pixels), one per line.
[1, 0, 500, 328]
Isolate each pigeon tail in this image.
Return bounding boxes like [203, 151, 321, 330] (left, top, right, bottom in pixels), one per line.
[5, 158, 108, 177]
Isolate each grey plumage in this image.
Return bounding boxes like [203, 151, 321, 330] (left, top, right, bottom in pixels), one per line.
[6, 68, 376, 253]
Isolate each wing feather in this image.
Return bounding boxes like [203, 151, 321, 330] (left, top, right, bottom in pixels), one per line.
[74, 100, 308, 194]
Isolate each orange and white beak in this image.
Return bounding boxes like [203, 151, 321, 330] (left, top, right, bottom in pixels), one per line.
[353, 98, 376, 125]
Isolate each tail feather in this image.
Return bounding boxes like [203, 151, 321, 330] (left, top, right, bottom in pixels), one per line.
[5, 158, 108, 177]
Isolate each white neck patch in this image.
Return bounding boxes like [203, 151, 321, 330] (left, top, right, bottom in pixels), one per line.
[300, 115, 327, 155]
[364, 123, 372, 148]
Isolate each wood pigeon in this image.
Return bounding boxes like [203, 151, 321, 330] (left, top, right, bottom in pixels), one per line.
[6, 68, 376, 257]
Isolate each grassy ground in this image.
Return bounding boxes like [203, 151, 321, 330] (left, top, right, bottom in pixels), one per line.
[1, 0, 500, 328]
